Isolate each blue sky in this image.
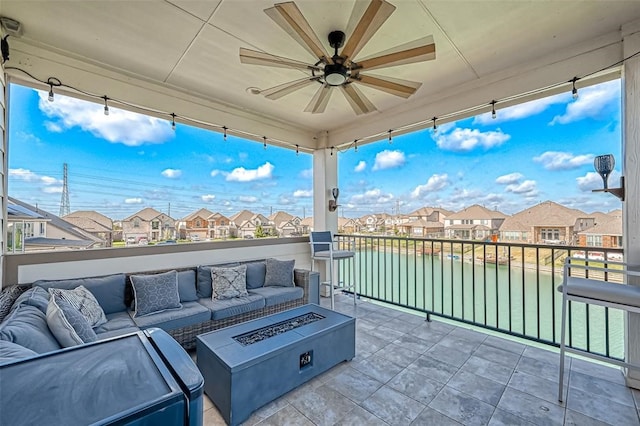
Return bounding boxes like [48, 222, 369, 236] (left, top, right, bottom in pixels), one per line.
[8, 79, 621, 220]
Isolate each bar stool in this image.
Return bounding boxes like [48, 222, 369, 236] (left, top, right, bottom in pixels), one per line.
[309, 231, 357, 310]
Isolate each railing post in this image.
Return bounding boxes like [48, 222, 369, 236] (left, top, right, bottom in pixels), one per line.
[426, 313, 432, 322]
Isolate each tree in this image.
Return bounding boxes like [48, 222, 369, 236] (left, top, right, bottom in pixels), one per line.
[255, 225, 267, 238]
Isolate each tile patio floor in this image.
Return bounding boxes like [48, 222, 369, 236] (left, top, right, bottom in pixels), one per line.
[199, 294, 640, 425]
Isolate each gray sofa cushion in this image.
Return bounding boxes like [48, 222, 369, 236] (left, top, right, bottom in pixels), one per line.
[197, 263, 239, 298]
[0, 340, 37, 365]
[264, 258, 295, 287]
[34, 273, 127, 315]
[177, 270, 198, 302]
[130, 301, 210, 332]
[46, 294, 98, 347]
[10, 287, 50, 314]
[245, 262, 266, 289]
[0, 304, 61, 354]
[248, 287, 304, 307]
[94, 311, 137, 334]
[198, 294, 265, 321]
[96, 327, 140, 340]
[130, 270, 182, 318]
[0, 285, 28, 323]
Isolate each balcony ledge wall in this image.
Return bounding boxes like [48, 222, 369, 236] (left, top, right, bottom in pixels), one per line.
[2, 237, 311, 286]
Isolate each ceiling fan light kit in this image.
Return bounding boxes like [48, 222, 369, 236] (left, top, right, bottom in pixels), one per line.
[239, 0, 436, 115]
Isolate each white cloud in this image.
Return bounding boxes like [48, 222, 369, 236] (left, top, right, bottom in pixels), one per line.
[411, 174, 449, 198]
[124, 198, 143, 204]
[299, 169, 313, 179]
[9, 168, 63, 194]
[201, 194, 216, 202]
[435, 128, 510, 152]
[279, 196, 294, 205]
[349, 188, 394, 205]
[372, 150, 405, 171]
[210, 170, 221, 177]
[38, 91, 174, 147]
[44, 121, 63, 132]
[161, 168, 182, 179]
[226, 162, 274, 182]
[576, 170, 621, 191]
[495, 173, 523, 185]
[505, 180, 537, 194]
[474, 93, 567, 125]
[550, 80, 619, 125]
[533, 151, 594, 171]
[293, 189, 312, 198]
[354, 161, 367, 173]
[238, 195, 258, 203]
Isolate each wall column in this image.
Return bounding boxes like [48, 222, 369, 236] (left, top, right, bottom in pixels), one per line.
[622, 20, 640, 388]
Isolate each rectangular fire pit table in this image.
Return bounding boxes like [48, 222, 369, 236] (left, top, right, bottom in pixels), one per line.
[196, 304, 355, 426]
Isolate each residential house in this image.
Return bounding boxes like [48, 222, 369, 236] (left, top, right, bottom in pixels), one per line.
[359, 213, 402, 234]
[180, 208, 215, 241]
[399, 219, 445, 238]
[207, 212, 232, 239]
[122, 208, 175, 243]
[230, 210, 273, 238]
[268, 211, 302, 237]
[499, 201, 595, 244]
[7, 197, 101, 252]
[299, 217, 313, 235]
[577, 211, 623, 248]
[407, 207, 453, 223]
[445, 204, 507, 240]
[338, 217, 361, 234]
[63, 210, 114, 247]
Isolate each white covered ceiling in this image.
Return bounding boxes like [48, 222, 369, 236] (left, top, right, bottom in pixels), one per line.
[1, 0, 639, 150]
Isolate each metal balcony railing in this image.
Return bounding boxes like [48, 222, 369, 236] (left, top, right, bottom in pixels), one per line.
[335, 234, 625, 361]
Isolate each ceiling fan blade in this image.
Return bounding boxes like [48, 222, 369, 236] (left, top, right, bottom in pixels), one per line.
[342, 0, 396, 61]
[356, 36, 436, 71]
[262, 77, 320, 100]
[239, 48, 320, 71]
[304, 84, 332, 114]
[356, 74, 421, 98]
[340, 84, 377, 115]
[265, 2, 333, 64]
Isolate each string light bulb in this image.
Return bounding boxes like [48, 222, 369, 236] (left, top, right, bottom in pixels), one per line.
[48, 83, 54, 102]
[571, 77, 579, 100]
[295, 145, 299, 156]
[490, 100, 497, 119]
[432, 117, 438, 132]
[388, 130, 393, 144]
[354, 139, 358, 152]
[170, 113, 176, 130]
[330, 146, 334, 156]
[103, 96, 109, 116]
[223, 126, 228, 141]
[263, 136, 267, 150]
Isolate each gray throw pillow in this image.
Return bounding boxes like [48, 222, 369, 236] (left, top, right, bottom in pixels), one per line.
[245, 262, 266, 289]
[47, 286, 107, 328]
[0, 285, 28, 323]
[264, 258, 295, 287]
[211, 265, 248, 300]
[130, 270, 182, 318]
[46, 294, 98, 347]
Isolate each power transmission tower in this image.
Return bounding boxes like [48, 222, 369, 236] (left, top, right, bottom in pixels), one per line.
[59, 163, 70, 216]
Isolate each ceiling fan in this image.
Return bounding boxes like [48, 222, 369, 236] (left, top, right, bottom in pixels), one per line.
[239, 0, 436, 115]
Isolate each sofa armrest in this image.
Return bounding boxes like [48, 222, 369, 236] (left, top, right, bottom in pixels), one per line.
[293, 269, 317, 304]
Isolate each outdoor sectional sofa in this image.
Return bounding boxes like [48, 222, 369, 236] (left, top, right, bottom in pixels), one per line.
[0, 258, 318, 364]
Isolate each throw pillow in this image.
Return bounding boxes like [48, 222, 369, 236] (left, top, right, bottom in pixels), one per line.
[245, 262, 267, 289]
[46, 294, 98, 348]
[47, 286, 107, 328]
[0, 285, 28, 323]
[211, 265, 248, 300]
[264, 258, 295, 287]
[130, 270, 182, 318]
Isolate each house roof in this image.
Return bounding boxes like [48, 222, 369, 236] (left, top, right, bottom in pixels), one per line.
[229, 210, 256, 225]
[123, 207, 166, 222]
[181, 208, 215, 222]
[8, 197, 101, 244]
[62, 216, 112, 233]
[25, 237, 94, 248]
[64, 210, 112, 229]
[447, 204, 507, 220]
[7, 200, 48, 221]
[578, 215, 622, 236]
[401, 219, 444, 229]
[499, 201, 590, 231]
[268, 211, 294, 226]
[208, 212, 231, 221]
[408, 207, 454, 217]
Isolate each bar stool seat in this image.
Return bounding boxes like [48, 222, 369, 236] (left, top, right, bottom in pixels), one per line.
[309, 231, 357, 310]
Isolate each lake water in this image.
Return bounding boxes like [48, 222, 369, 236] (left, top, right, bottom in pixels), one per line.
[344, 251, 624, 359]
